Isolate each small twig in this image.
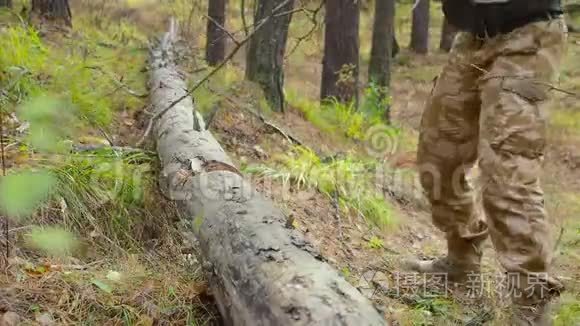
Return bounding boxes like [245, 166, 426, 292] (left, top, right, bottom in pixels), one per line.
[0, 110, 5, 177]
[85, 65, 148, 98]
[219, 93, 304, 146]
[0, 109, 8, 263]
[554, 226, 565, 252]
[8, 225, 34, 234]
[96, 125, 115, 147]
[333, 166, 344, 241]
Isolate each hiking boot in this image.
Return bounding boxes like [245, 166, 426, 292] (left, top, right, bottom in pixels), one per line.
[510, 301, 553, 326]
[402, 256, 479, 283]
[402, 225, 488, 283]
[508, 274, 564, 326]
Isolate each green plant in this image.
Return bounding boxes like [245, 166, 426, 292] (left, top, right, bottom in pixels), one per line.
[0, 97, 78, 256]
[554, 295, 580, 326]
[0, 26, 47, 103]
[362, 81, 392, 120]
[246, 146, 397, 228]
[50, 148, 157, 248]
[287, 91, 385, 141]
[367, 236, 384, 249]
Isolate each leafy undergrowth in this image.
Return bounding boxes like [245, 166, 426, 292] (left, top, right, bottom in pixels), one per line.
[1, 1, 219, 324]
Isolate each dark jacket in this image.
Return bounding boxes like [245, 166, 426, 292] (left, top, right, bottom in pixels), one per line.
[443, 0, 563, 37]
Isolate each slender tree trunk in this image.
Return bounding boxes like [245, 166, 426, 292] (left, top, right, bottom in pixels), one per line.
[369, 0, 396, 122]
[0, 0, 12, 8]
[321, 0, 360, 106]
[240, 0, 249, 36]
[409, 0, 430, 54]
[206, 0, 227, 66]
[245, 0, 294, 112]
[32, 0, 72, 27]
[439, 18, 458, 52]
[149, 21, 386, 325]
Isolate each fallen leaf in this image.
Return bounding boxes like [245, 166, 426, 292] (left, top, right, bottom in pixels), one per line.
[91, 279, 113, 294]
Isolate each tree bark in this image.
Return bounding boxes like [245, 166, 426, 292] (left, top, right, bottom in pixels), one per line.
[31, 0, 72, 27]
[439, 18, 458, 52]
[206, 0, 227, 66]
[369, 0, 395, 121]
[320, 0, 360, 106]
[409, 0, 430, 54]
[0, 0, 12, 8]
[150, 21, 385, 326]
[245, 0, 295, 112]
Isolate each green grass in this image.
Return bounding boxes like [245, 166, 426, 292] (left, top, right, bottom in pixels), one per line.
[551, 109, 580, 133]
[49, 148, 161, 251]
[245, 146, 397, 229]
[0, 21, 148, 128]
[553, 293, 580, 326]
[286, 89, 385, 141]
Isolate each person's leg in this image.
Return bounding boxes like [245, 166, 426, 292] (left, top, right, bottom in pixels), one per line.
[407, 32, 488, 282]
[478, 18, 567, 325]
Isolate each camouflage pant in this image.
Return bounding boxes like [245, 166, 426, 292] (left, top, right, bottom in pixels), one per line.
[418, 17, 567, 300]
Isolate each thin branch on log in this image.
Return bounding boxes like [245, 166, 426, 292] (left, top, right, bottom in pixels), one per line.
[217, 91, 305, 146]
[148, 20, 385, 325]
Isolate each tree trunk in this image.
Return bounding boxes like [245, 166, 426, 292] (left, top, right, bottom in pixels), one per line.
[409, 0, 430, 54]
[206, 0, 227, 66]
[150, 21, 385, 325]
[439, 18, 458, 52]
[369, 0, 395, 121]
[245, 0, 295, 112]
[31, 0, 72, 27]
[0, 0, 12, 8]
[320, 0, 360, 106]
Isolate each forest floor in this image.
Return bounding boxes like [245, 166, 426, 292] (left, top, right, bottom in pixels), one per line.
[1, 0, 579, 325]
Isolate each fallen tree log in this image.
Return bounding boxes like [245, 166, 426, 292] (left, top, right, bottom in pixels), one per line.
[149, 22, 386, 325]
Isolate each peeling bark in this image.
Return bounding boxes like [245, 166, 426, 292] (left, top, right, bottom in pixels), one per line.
[150, 22, 386, 326]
